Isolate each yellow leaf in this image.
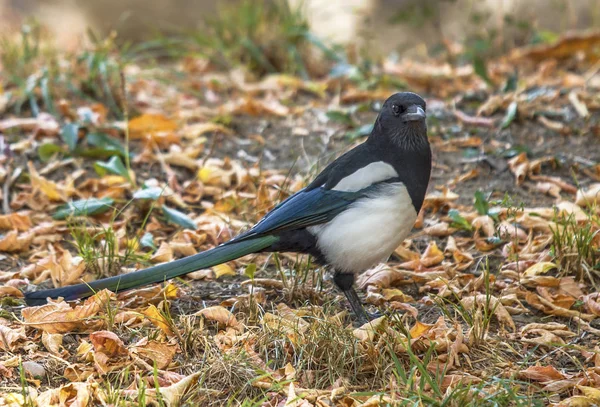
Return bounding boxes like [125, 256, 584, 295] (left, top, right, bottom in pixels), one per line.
[382, 288, 414, 302]
[524, 262, 557, 277]
[163, 283, 180, 299]
[142, 304, 174, 336]
[559, 396, 596, 407]
[28, 161, 67, 201]
[197, 166, 220, 185]
[420, 241, 444, 267]
[409, 321, 433, 339]
[578, 386, 600, 402]
[213, 263, 235, 279]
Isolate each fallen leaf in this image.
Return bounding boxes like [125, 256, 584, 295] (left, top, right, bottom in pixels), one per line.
[460, 295, 516, 332]
[519, 365, 566, 382]
[0, 212, 32, 231]
[131, 339, 178, 369]
[0, 324, 27, 351]
[409, 321, 434, 339]
[213, 263, 236, 279]
[151, 242, 174, 263]
[196, 306, 241, 330]
[42, 332, 64, 356]
[523, 262, 557, 277]
[353, 316, 387, 342]
[142, 304, 174, 336]
[21, 290, 114, 333]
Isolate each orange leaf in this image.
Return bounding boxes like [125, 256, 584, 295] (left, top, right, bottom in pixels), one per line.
[128, 113, 179, 146]
[0, 211, 32, 231]
[90, 331, 128, 357]
[519, 365, 566, 382]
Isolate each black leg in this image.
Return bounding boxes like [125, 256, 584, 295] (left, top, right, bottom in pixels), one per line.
[333, 272, 369, 325]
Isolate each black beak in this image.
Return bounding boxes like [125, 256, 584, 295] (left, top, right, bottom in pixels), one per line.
[402, 105, 426, 122]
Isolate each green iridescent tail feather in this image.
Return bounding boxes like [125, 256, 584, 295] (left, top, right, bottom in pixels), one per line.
[24, 236, 278, 306]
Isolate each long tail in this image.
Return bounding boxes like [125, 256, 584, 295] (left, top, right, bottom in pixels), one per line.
[24, 235, 279, 306]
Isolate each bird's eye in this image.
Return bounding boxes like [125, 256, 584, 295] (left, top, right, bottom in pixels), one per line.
[391, 104, 402, 116]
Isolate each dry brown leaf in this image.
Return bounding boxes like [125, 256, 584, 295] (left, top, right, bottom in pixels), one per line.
[357, 265, 405, 289]
[21, 290, 114, 333]
[151, 242, 174, 263]
[131, 338, 178, 369]
[460, 295, 516, 332]
[49, 251, 86, 288]
[90, 330, 128, 357]
[453, 110, 495, 128]
[0, 324, 27, 351]
[196, 306, 241, 330]
[420, 241, 444, 267]
[441, 373, 482, 389]
[0, 285, 24, 298]
[576, 184, 600, 207]
[37, 382, 94, 407]
[353, 316, 387, 342]
[90, 330, 129, 374]
[42, 332, 64, 356]
[146, 371, 202, 407]
[509, 31, 600, 62]
[0, 212, 32, 231]
[518, 365, 567, 382]
[0, 230, 35, 252]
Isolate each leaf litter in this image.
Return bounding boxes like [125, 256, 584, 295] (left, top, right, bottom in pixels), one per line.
[0, 23, 599, 407]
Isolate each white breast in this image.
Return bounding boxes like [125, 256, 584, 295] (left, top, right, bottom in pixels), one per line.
[308, 182, 417, 274]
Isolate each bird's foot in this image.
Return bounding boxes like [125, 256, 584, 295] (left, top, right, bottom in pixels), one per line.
[341, 288, 385, 326]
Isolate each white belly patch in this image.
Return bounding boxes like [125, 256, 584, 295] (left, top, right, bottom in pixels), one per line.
[308, 183, 417, 273]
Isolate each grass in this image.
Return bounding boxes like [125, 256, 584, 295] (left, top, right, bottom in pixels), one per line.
[166, 0, 342, 78]
[1, 23, 125, 118]
[550, 208, 600, 286]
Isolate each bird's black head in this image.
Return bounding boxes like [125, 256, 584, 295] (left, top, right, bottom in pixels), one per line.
[371, 92, 428, 150]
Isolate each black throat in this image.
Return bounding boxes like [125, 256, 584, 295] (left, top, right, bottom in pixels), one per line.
[367, 131, 432, 212]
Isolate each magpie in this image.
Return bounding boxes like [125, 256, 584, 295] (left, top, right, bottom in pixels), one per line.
[24, 92, 432, 324]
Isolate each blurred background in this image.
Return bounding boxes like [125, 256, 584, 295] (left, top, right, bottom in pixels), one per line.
[2, 0, 599, 57]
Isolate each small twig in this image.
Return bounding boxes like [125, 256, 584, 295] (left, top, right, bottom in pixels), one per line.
[201, 133, 222, 167]
[153, 144, 177, 180]
[2, 164, 12, 214]
[2, 166, 20, 215]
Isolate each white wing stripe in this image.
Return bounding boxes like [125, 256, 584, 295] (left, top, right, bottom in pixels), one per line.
[332, 161, 398, 192]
